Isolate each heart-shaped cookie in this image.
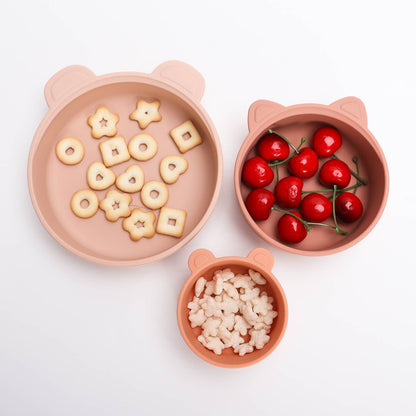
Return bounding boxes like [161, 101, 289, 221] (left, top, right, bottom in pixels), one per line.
[159, 155, 189, 184]
[87, 161, 116, 190]
[116, 165, 145, 193]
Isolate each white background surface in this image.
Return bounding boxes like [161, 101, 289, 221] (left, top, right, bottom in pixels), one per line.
[1, 0, 415, 415]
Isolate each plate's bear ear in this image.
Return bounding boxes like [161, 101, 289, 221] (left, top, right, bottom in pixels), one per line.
[152, 61, 205, 102]
[248, 100, 285, 132]
[330, 97, 368, 128]
[44, 65, 95, 108]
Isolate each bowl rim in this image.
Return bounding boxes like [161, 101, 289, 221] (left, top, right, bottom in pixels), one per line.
[27, 71, 223, 267]
[234, 103, 389, 256]
[176, 255, 288, 368]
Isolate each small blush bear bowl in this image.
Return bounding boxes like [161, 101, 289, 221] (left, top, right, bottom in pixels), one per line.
[234, 97, 389, 256]
[28, 61, 222, 266]
[177, 248, 288, 368]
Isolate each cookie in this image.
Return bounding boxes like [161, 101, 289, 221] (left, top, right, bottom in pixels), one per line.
[87, 106, 119, 139]
[129, 100, 162, 129]
[99, 136, 130, 167]
[169, 120, 202, 153]
[71, 189, 99, 218]
[99, 189, 132, 222]
[56, 137, 85, 165]
[87, 161, 116, 190]
[156, 207, 187, 238]
[123, 209, 156, 241]
[159, 155, 188, 184]
[140, 180, 169, 210]
[128, 134, 158, 161]
[116, 165, 145, 193]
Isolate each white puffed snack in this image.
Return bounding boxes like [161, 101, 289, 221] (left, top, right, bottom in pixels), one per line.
[249, 329, 270, 349]
[202, 317, 221, 337]
[248, 269, 267, 285]
[189, 309, 206, 328]
[188, 268, 278, 357]
[195, 277, 207, 297]
[234, 343, 254, 356]
[198, 335, 224, 355]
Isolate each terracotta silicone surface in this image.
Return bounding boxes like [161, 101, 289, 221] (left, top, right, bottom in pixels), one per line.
[28, 62, 222, 266]
[234, 98, 389, 256]
[177, 248, 288, 368]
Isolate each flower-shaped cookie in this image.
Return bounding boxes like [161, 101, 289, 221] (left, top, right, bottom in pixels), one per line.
[87, 106, 119, 139]
[122, 209, 156, 242]
[99, 190, 132, 222]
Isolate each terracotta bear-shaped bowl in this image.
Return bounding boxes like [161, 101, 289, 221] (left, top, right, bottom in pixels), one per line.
[234, 97, 389, 256]
[28, 61, 222, 266]
[177, 248, 288, 368]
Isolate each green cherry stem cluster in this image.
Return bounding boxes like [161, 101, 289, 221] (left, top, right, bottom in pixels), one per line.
[266, 129, 368, 237]
[267, 129, 307, 181]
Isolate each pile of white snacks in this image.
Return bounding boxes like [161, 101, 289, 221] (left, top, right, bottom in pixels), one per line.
[187, 268, 278, 356]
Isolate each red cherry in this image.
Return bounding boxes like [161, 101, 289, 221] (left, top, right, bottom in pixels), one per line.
[312, 126, 342, 158]
[245, 188, 276, 221]
[274, 176, 304, 208]
[277, 212, 308, 244]
[257, 133, 290, 162]
[301, 193, 333, 222]
[335, 192, 363, 222]
[288, 147, 319, 179]
[242, 157, 274, 188]
[319, 159, 351, 188]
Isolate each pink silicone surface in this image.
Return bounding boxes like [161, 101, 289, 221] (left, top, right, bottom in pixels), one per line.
[235, 98, 389, 256]
[28, 62, 222, 266]
[177, 248, 288, 368]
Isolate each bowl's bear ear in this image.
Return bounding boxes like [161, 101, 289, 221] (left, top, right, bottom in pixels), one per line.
[330, 96, 368, 128]
[188, 249, 216, 273]
[248, 100, 285, 132]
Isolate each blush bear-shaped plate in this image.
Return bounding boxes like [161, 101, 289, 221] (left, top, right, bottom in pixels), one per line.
[28, 62, 222, 266]
[234, 98, 389, 256]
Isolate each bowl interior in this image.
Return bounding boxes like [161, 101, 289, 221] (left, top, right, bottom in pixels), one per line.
[236, 113, 388, 254]
[178, 259, 287, 368]
[30, 81, 220, 264]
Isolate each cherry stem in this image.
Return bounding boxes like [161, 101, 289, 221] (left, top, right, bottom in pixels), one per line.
[271, 205, 348, 235]
[333, 154, 367, 185]
[268, 129, 300, 154]
[352, 156, 360, 194]
[332, 185, 343, 234]
[301, 182, 363, 195]
[275, 164, 279, 182]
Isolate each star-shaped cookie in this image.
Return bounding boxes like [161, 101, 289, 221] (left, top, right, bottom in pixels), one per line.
[87, 106, 120, 139]
[129, 100, 162, 129]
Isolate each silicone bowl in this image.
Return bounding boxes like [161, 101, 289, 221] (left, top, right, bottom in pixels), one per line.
[234, 97, 389, 256]
[177, 248, 288, 368]
[28, 61, 222, 266]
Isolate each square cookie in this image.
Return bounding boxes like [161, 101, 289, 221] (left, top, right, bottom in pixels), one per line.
[99, 136, 131, 167]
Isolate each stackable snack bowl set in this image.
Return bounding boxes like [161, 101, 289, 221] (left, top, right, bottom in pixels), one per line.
[28, 61, 389, 368]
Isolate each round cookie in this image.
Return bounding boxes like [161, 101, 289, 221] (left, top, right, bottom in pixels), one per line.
[56, 137, 85, 165]
[128, 134, 158, 161]
[71, 189, 99, 218]
[140, 180, 169, 210]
